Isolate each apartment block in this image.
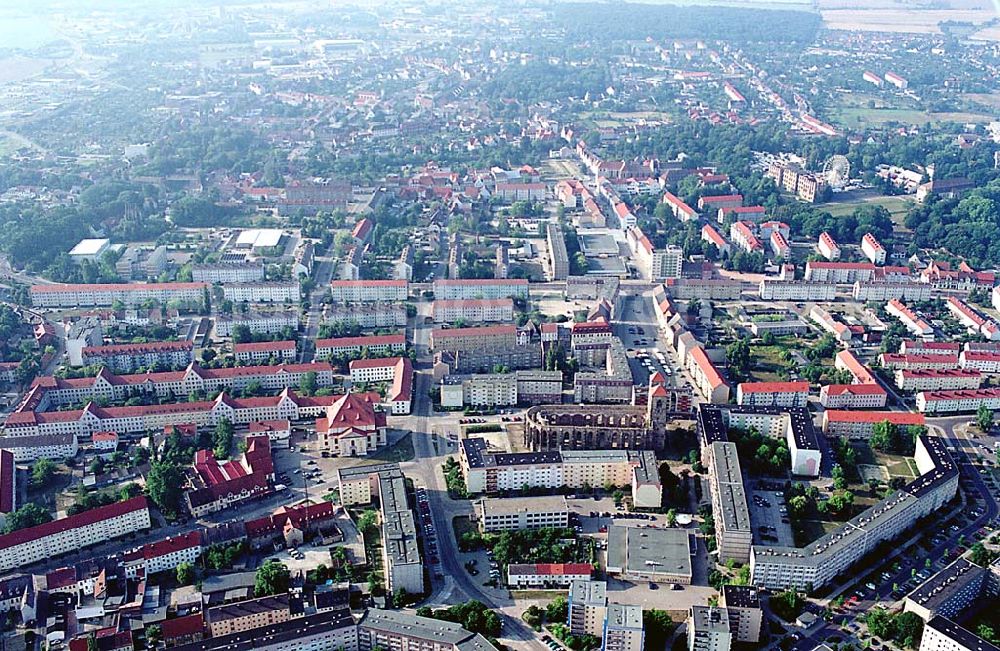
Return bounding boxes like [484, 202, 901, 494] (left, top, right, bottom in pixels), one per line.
[477, 495, 569, 532]
[821, 410, 926, 438]
[234, 340, 297, 364]
[329, 280, 408, 303]
[433, 278, 529, 301]
[736, 382, 809, 408]
[432, 299, 514, 324]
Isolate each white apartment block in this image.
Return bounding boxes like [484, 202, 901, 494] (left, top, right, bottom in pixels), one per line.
[804, 262, 875, 284]
[329, 280, 408, 303]
[709, 442, 753, 564]
[0, 433, 79, 463]
[604, 604, 645, 651]
[192, 263, 265, 284]
[315, 334, 406, 359]
[861, 233, 887, 265]
[30, 282, 207, 309]
[688, 607, 732, 651]
[817, 232, 841, 260]
[215, 311, 299, 337]
[818, 384, 887, 409]
[736, 382, 809, 408]
[651, 246, 684, 280]
[477, 496, 569, 532]
[0, 497, 151, 572]
[895, 369, 982, 392]
[234, 340, 297, 364]
[821, 410, 926, 438]
[853, 282, 933, 303]
[887, 299, 933, 337]
[810, 306, 852, 342]
[461, 374, 518, 407]
[960, 351, 1000, 373]
[759, 280, 837, 302]
[432, 278, 529, 301]
[917, 388, 1000, 414]
[323, 304, 406, 329]
[507, 563, 593, 589]
[222, 282, 301, 304]
[432, 299, 514, 324]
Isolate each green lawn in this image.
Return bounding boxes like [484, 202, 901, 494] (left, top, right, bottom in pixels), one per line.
[824, 195, 913, 228]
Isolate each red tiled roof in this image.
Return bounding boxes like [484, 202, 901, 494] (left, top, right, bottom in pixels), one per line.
[143, 530, 203, 560]
[825, 410, 925, 425]
[248, 419, 291, 433]
[0, 497, 148, 551]
[315, 333, 405, 349]
[511, 563, 593, 576]
[738, 381, 809, 393]
[823, 383, 886, 396]
[83, 340, 192, 355]
[689, 347, 726, 389]
[233, 340, 297, 353]
[161, 613, 206, 641]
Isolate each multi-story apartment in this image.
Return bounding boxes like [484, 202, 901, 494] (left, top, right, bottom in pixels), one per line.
[663, 191, 698, 221]
[853, 281, 933, 303]
[698, 194, 743, 212]
[0, 497, 151, 572]
[81, 340, 194, 372]
[186, 436, 274, 517]
[960, 350, 1000, 374]
[394, 245, 414, 282]
[887, 299, 933, 337]
[440, 374, 518, 408]
[861, 233, 887, 265]
[729, 221, 763, 253]
[24, 362, 337, 408]
[895, 368, 982, 392]
[507, 563, 593, 589]
[30, 282, 207, 309]
[215, 310, 299, 337]
[515, 370, 563, 405]
[880, 353, 959, 371]
[315, 333, 406, 359]
[547, 222, 569, 280]
[604, 604, 645, 651]
[817, 232, 841, 260]
[432, 278, 529, 301]
[234, 340, 297, 365]
[818, 384, 887, 409]
[207, 594, 294, 637]
[431, 324, 516, 352]
[358, 609, 498, 651]
[821, 410, 926, 438]
[323, 304, 406, 329]
[708, 442, 753, 564]
[750, 435, 957, 591]
[904, 559, 991, 623]
[192, 262, 265, 284]
[432, 299, 514, 324]
[758, 280, 837, 302]
[947, 297, 1000, 340]
[329, 280, 408, 303]
[916, 388, 1000, 414]
[687, 347, 730, 404]
[735, 382, 809, 408]
[0, 433, 78, 463]
[810, 306, 852, 342]
[222, 282, 300, 304]
[336, 463, 404, 507]
[688, 607, 731, 651]
[720, 205, 766, 224]
[804, 261, 876, 284]
[918, 617, 997, 651]
[697, 405, 821, 477]
[701, 224, 730, 257]
[347, 357, 413, 414]
[476, 495, 569, 532]
[378, 473, 424, 596]
[835, 350, 879, 384]
[720, 586, 762, 643]
[904, 341, 962, 356]
[139, 530, 203, 575]
[174, 608, 358, 651]
[569, 580, 608, 637]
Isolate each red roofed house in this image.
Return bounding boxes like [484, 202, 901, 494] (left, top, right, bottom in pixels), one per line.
[160, 613, 206, 647]
[821, 410, 925, 438]
[818, 384, 887, 409]
[698, 194, 743, 211]
[316, 393, 387, 456]
[234, 340, 297, 365]
[507, 563, 594, 588]
[248, 419, 292, 447]
[687, 347, 730, 404]
[736, 382, 809, 408]
[186, 436, 274, 517]
[352, 217, 374, 244]
[245, 501, 337, 549]
[142, 530, 204, 574]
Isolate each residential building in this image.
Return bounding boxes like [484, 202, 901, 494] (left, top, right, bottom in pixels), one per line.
[887, 299, 933, 337]
[818, 384, 887, 409]
[895, 369, 982, 393]
[720, 586, 761, 643]
[960, 350, 1000, 373]
[688, 607, 731, 651]
[687, 347, 730, 404]
[234, 340, 297, 365]
[835, 350, 878, 384]
[604, 604, 645, 651]
[0, 497, 151, 572]
[507, 563, 593, 589]
[810, 307, 852, 342]
[916, 388, 1000, 414]
[173, 608, 358, 651]
[186, 436, 274, 517]
[441, 374, 518, 408]
[223, 282, 300, 304]
[515, 370, 563, 405]
[758, 280, 837, 302]
[207, 594, 295, 638]
[357, 609, 499, 651]
[861, 233, 887, 265]
[663, 192, 698, 222]
[432, 299, 514, 324]
[0, 450, 14, 514]
[568, 580, 608, 637]
[80, 340, 193, 372]
[329, 280, 408, 303]
[821, 410, 926, 438]
[192, 263, 266, 284]
[736, 382, 809, 408]
[433, 278, 529, 301]
[853, 282, 933, 303]
[701, 224, 730, 256]
[708, 442, 752, 564]
[348, 357, 413, 414]
[216, 311, 299, 337]
[0, 433, 79, 463]
[918, 617, 998, 651]
[315, 334, 405, 360]
[879, 353, 959, 371]
[477, 495, 569, 532]
[30, 282, 207, 309]
[817, 232, 841, 261]
[322, 304, 405, 329]
[547, 222, 569, 280]
[804, 262, 876, 284]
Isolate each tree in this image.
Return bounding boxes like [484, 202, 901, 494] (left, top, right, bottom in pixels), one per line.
[146, 461, 185, 516]
[894, 612, 924, 649]
[665, 509, 678, 527]
[771, 590, 804, 621]
[547, 596, 568, 623]
[300, 371, 317, 396]
[977, 404, 994, 432]
[146, 624, 161, 648]
[357, 509, 379, 533]
[643, 609, 676, 651]
[31, 458, 55, 486]
[4, 502, 52, 533]
[255, 560, 290, 597]
[970, 542, 998, 567]
[176, 562, 195, 586]
[212, 419, 234, 458]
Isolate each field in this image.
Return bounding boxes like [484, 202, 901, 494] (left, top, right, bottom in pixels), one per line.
[583, 110, 673, 129]
[829, 105, 994, 129]
[823, 194, 914, 229]
[821, 8, 996, 34]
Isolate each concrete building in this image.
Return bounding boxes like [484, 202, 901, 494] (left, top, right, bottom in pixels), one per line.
[432, 299, 514, 324]
[568, 580, 607, 637]
[234, 340, 297, 365]
[687, 347, 730, 404]
[507, 563, 593, 589]
[861, 233, 887, 265]
[192, 262, 266, 284]
[606, 526, 693, 584]
[759, 280, 837, 302]
[804, 261, 876, 284]
[547, 222, 569, 281]
[433, 278, 529, 301]
[853, 282, 933, 303]
[916, 388, 1000, 414]
[477, 495, 569, 532]
[895, 369, 982, 393]
[708, 442, 753, 564]
[720, 585, 761, 643]
[817, 232, 841, 261]
[69, 238, 111, 264]
[688, 607, 731, 651]
[818, 384, 888, 409]
[80, 340, 194, 372]
[887, 299, 933, 337]
[357, 609, 499, 651]
[315, 334, 406, 359]
[604, 604, 644, 651]
[821, 410, 925, 438]
[222, 282, 300, 304]
[736, 382, 809, 408]
[919, 616, 998, 651]
[329, 280, 407, 303]
[0, 433, 79, 463]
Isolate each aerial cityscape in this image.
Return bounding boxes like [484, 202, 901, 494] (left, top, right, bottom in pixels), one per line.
[5, 1, 1000, 650]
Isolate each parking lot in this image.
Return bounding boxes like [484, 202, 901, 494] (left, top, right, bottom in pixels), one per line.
[415, 486, 443, 576]
[749, 485, 795, 547]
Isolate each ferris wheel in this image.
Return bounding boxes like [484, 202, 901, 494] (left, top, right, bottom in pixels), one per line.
[822, 155, 851, 189]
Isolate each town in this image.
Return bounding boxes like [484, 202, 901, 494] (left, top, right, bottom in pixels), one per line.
[2, 2, 1000, 651]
